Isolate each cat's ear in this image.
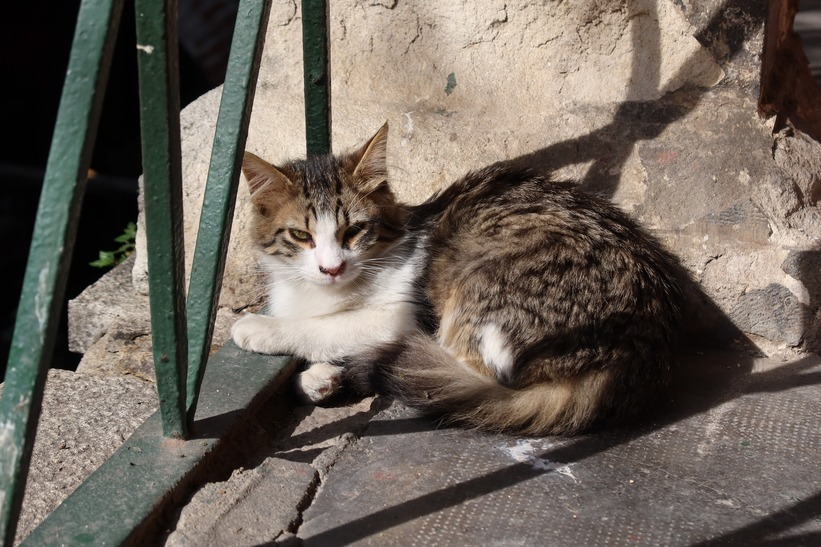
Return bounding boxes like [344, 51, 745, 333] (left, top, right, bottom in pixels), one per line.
[351, 122, 389, 193]
[242, 152, 294, 196]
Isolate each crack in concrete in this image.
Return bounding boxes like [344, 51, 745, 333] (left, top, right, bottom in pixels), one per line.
[403, 13, 423, 56]
[269, 398, 385, 543]
[287, 430, 370, 543]
[287, 469, 321, 537]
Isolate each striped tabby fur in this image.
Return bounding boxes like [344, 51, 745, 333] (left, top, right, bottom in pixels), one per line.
[232, 123, 686, 435]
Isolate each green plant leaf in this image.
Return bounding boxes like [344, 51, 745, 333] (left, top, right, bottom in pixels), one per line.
[90, 223, 137, 268]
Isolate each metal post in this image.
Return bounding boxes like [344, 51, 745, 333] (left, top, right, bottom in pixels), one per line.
[301, 0, 332, 155]
[134, 0, 189, 438]
[185, 0, 273, 424]
[0, 0, 124, 542]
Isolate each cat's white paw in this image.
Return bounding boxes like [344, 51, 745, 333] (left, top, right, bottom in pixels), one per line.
[231, 313, 287, 355]
[296, 362, 343, 404]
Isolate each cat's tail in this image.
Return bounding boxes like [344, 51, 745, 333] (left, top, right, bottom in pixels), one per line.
[344, 334, 616, 436]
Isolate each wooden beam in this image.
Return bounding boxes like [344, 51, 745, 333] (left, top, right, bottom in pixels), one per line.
[758, 0, 821, 141]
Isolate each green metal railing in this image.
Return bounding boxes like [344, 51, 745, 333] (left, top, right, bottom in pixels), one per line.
[0, 0, 330, 543]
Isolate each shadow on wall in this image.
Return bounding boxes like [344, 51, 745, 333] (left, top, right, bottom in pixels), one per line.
[507, 0, 821, 352]
[513, 0, 765, 198]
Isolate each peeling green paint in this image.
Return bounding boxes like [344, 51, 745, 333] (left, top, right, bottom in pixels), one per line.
[135, 0, 189, 440]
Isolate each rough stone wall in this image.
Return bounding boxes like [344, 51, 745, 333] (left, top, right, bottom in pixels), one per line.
[126, 0, 819, 355]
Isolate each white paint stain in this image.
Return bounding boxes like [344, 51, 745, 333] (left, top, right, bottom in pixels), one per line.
[16, 394, 30, 410]
[715, 498, 740, 509]
[401, 111, 414, 146]
[35, 266, 50, 337]
[0, 421, 16, 441]
[0, 420, 19, 483]
[136, 44, 155, 54]
[500, 439, 578, 482]
[0, 425, 16, 510]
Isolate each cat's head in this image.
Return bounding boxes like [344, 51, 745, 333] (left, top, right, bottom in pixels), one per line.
[241, 123, 406, 287]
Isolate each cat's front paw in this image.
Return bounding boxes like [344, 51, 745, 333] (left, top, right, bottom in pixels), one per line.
[231, 313, 288, 355]
[296, 362, 343, 404]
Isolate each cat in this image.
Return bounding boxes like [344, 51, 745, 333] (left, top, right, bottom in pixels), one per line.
[231, 122, 687, 435]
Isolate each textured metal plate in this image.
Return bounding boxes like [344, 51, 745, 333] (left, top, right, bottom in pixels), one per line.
[299, 350, 821, 546]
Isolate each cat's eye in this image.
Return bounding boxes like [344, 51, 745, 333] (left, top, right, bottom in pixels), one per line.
[289, 228, 312, 242]
[343, 223, 367, 242]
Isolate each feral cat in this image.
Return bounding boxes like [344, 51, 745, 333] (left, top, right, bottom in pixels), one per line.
[232, 123, 686, 435]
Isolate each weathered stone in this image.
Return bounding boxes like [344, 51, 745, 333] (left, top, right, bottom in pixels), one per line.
[68, 256, 145, 354]
[681, 0, 766, 90]
[164, 458, 318, 547]
[780, 250, 821, 350]
[754, 128, 821, 249]
[295, 352, 821, 546]
[70, 243, 240, 380]
[1, 370, 158, 544]
[781, 250, 821, 306]
[732, 284, 812, 348]
[162, 396, 382, 545]
[773, 130, 821, 206]
[75, 317, 154, 382]
[693, 199, 772, 246]
[75, 307, 240, 383]
[270, 397, 384, 478]
[628, 88, 774, 233]
[124, 0, 819, 353]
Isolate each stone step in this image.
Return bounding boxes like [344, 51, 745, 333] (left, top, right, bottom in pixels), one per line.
[161, 348, 821, 546]
[1, 369, 157, 544]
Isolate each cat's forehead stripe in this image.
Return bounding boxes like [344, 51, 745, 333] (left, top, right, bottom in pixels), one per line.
[294, 155, 344, 212]
[336, 198, 350, 226]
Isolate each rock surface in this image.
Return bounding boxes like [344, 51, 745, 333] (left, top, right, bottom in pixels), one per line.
[162, 395, 383, 545]
[127, 0, 819, 354]
[158, 350, 821, 546]
[69, 257, 238, 383]
[1, 370, 157, 544]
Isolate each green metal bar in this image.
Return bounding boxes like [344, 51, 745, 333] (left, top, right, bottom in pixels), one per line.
[185, 0, 273, 424]
[134, 0, 188, 438]
[301, 0, 332, 154]
[0, 0, 124, 543]
[22, 344, 296, 546]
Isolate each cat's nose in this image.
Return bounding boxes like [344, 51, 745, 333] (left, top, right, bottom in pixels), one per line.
[319, 262, 346, 277]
